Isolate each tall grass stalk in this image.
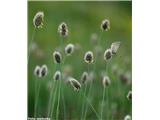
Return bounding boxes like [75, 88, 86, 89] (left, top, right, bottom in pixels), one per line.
[100, 87, 105, 120]
[28, 28, 36, 64]
[50, 81, 58, 119]
[34, 78, 41, 118]
[82, 91, 101, 120]
[47, 65, 57, 117]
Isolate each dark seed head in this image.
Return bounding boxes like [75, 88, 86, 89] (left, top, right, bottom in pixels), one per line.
[58, 22, 68, 37]
[81, 72, 89, 84]
[101, 19, 110, 31]
[41, 64, 48, 77]
[65, 44, 74, 56]
[127, 91, 132, 100]
[104, 49, 112, 61]
[102, 76, 111, 87]
[33, 11, 44, 28]
[68, 77, 81, 91]
[34, 65, 41, 77]
[53, 51, 62, 64]
[84, 51, 94, 64]
[53, 71, 61, 81]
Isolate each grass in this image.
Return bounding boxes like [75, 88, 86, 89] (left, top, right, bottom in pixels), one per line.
[28, 1, 132, 120]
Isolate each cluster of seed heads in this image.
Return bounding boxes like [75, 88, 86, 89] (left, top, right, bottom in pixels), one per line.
[33, 11, 44, 28]
[53, 51, 62, 64]
[67, 77, 81, 91]
[104, 41, 121, 62]
[101, 19, 110, 31]
[53, 70, 61, 81]
[58, 22, 68, 38]
[84, 51, 94, 64]
[34, 64, 48, 78]
[102, 75, 111, 87]
[65, 43, 74, 56]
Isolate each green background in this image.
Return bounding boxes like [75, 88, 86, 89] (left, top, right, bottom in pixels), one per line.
[28, 1, 132, 119]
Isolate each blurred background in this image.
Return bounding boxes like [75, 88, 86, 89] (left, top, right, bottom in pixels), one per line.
[28, 1, 132, 120]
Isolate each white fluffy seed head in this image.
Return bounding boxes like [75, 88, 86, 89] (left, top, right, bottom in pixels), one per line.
[65, 43, 74, 56]
[101, 19, 110, 31]
[33, 11, 44, 28]
[81, 72, 89, 84]
[53, 71, 61, 81]
[68, 77, 81, 91]
[104, 48, 112, 62]
[124, 115, 131, 120]
[102, 76, 111, 87]
[127, 90, 132, 100]
[58, 22, 68, 38]
[111, 41, 121, 55]
[84, 51, 94, 64]
[53, 51, 62, 64]
[40, 64, 48, 77]
[34, 65, 41, 77]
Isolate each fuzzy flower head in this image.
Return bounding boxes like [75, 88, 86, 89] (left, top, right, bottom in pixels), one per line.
[104, 48, 112, 62]
[81, 72, 89, 84]
[40, 64, 48, 77]
[111, 41, 121, 55]
[102, 76, 111, 87]
[34, 65, 48, 78]
[68, 77, 81, 91]
[34, 65, 41, 78]
[33, 11, 44, 28]
[127, 90, 132, 100]
[53, 51, 62, 64]
[84, 51, 94, 64]
[124, 115, 131, 120]
[58, 22, 68, 38]
[53, 70, 61, 81]
[65, 43, 74, 56]
[101, 19, 110, 31]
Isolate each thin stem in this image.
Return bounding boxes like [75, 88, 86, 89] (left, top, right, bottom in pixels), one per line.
[28, 27, 36, 64]
[50, 82, 58, 119]
[61, 86, 66, 119]
[56, 81, 61, 120]
[47, 64, 57, 117]
[106, 89, 109, 120]
[47, 81, 55, 117]
[82, 92, 100, 120]
[101, 87, 106, 120]
[81, 85, 87, 120]
[83, 81, 93, 119]
[34, 79, 41, 118]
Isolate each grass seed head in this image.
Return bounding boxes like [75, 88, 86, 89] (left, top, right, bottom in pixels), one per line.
[111, 41, 121, 55]
[81, 72, 89, 84]
[124, 115, 131, 120]
[102, 76, 111, 87]
[65, 43, 74, 56]
[41, 64, 48, 77]
[104, 48, 112, 61]
[127, 90, 132, 100]
[53, 51, 62, 64]
[101, 19, 110, 31]
[58, 22, 68, 38]
[33, 11, 44, 28]
[68, 77, 81, 91]
[84, 51, 94, 64]
[53, 70, 61, 81]
[34, 65, 41, 77]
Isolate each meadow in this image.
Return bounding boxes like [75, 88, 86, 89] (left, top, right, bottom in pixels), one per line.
[28, 1, 132, 120]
